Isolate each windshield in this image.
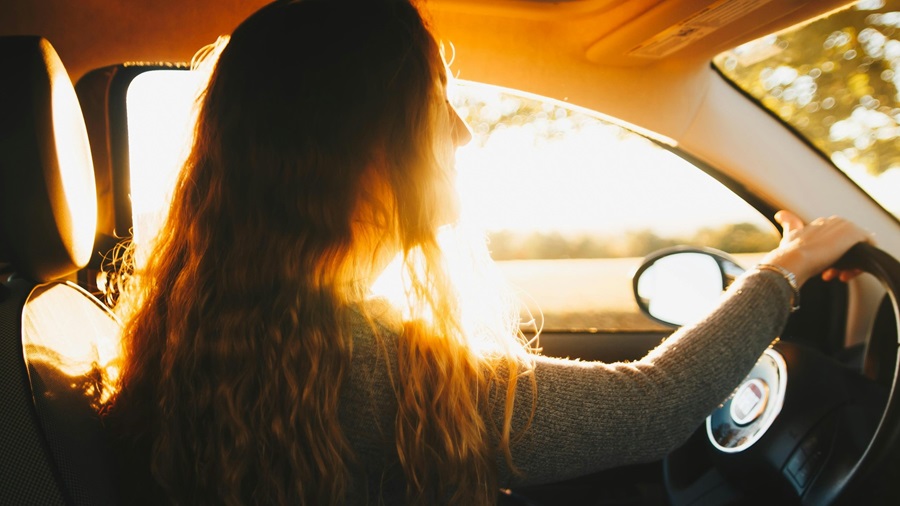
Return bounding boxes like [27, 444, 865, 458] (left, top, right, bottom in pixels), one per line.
[126, 72, 777, 333]
[714, 0, 900, 218]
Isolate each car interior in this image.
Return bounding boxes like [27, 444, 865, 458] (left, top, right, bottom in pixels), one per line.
[3, 0, 900, 504]
[0, 36, 120, 504]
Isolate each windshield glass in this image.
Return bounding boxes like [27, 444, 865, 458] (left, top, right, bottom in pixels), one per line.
[126, 71, 777, 332]
[715, 0, 900, 217]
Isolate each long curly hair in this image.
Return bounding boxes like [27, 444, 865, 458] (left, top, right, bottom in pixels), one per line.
[104, 1, 535, 504]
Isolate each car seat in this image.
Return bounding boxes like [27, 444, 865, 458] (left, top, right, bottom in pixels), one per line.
[0, 36, 120, 505]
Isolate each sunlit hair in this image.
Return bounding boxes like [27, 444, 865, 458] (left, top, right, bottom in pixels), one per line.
[104, 1, 536, 505]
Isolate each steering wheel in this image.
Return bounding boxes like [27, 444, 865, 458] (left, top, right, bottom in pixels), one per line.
[662, 243, 900, 505]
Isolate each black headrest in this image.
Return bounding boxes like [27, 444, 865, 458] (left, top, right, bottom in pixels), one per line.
[0, 36, 97, 282]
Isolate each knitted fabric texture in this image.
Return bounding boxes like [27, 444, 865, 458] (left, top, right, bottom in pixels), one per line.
[338, 269, 793, 501]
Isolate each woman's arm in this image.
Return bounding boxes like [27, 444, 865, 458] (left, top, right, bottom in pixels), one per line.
[499, 211, 873, 485]
[498, 268, 792, 486]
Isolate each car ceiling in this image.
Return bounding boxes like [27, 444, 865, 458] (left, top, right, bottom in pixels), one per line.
[2, 0, 853, 137]
[4, 0, 852, 79]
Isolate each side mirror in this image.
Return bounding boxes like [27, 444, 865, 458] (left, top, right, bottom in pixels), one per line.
[633, 247, 745, 327]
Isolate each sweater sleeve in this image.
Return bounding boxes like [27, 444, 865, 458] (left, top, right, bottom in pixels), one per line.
[496, 268, 793, 486]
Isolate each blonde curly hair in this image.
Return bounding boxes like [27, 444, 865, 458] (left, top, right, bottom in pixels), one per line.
[104, 1, 536, 504]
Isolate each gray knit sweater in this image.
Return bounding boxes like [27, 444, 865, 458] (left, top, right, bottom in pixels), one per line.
[339, 269, 794, 502]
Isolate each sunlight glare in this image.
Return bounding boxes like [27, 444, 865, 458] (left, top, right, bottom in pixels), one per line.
[833, 151, 900, 216]
[369, 225, 522, 354]
[24, 284, 121, 403]
[453, 87, 772, 237]
[126, 69, 205, 264]
[52, 72, 97, 264]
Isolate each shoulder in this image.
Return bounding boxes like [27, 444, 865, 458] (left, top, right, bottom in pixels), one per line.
[348, 297, 403, 346]
[343, 296, 403, 388]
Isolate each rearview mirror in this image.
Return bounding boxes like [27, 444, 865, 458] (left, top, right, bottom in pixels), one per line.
[633, 247, 744, 327]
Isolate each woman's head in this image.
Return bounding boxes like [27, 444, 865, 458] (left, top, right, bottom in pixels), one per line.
[194, 0, 468, 288]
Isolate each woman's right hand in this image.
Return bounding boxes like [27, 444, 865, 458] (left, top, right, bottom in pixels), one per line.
[759, 210, 874, 287]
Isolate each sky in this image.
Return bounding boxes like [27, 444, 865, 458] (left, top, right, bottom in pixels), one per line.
[453, 114, 774, 237]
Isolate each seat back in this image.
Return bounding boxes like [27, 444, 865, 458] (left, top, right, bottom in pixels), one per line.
[0, 36, 119, 505]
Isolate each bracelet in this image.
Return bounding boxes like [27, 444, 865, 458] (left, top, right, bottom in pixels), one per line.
[756, 264, 801, 313]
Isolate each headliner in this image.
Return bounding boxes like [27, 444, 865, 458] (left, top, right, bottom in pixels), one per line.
[2, 0, 853, 82]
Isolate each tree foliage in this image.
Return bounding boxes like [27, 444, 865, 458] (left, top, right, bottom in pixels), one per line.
[717, 0, 900, 176]
[487, 222, 779, 261]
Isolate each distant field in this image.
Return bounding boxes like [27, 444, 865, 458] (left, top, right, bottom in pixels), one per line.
[495, 253, 764, 331]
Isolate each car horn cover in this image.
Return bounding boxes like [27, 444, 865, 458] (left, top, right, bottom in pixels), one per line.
[707, 348, 788, 453]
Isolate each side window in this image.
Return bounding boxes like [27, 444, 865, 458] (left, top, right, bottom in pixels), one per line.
[451, 83, 780, 332]
[124, 71, 779, 332]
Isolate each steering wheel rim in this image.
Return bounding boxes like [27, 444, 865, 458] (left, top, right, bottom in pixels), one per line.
[834, 243, 900, 498]
[664, 242, 900, 505]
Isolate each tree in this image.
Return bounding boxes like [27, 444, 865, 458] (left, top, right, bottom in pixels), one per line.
[717, 1, 900, 175]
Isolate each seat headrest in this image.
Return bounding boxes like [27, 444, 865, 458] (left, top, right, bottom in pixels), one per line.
[0, 36, 97, 282]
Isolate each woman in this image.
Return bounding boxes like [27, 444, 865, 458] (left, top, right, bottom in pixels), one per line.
[102, 0, 871, 505]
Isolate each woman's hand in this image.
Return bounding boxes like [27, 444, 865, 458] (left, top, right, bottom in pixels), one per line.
[760, 210, 874, 286]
